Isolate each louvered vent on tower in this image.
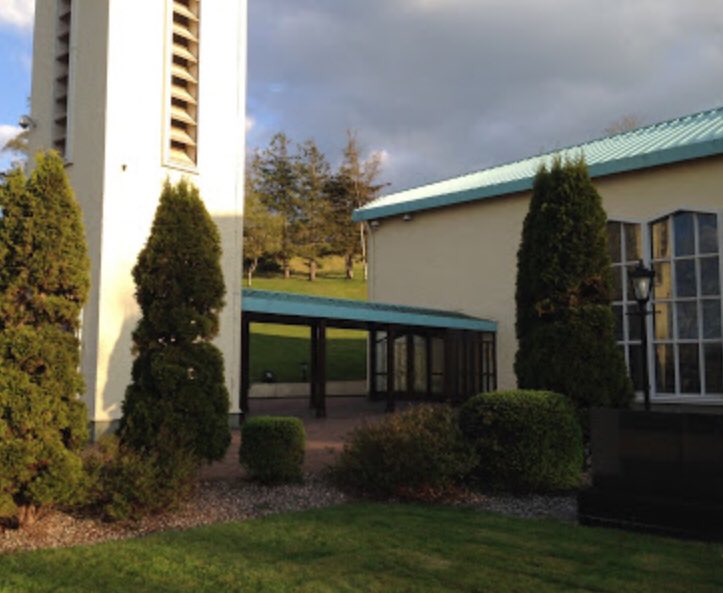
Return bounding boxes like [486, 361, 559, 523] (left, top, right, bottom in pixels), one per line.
[53, 0, 72, 156]
[168, 0, 200, 167]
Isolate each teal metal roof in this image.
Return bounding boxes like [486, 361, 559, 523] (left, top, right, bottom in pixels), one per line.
[242, 288, 497, 332]
[353, 106, 723, 222]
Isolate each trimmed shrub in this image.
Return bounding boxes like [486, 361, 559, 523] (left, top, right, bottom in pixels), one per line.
[240, 416, 305, 484]
[120, 180, 230, 463]
[0, 152, 90, 527]
[458, 390, 583, 492]
[331, 404, 478, 500]
[515, 156, 633, 423]
[83, 436, 197, 522]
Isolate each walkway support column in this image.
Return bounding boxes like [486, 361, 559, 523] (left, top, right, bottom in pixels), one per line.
[310, 321, 318, 410]
[316, 320, 327, 418]
[240, 316, 250, 419]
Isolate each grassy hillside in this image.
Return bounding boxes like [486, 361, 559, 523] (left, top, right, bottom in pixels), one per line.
[245, 257, 367, 384]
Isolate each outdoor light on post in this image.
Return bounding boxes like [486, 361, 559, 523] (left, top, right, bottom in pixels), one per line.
[630, 260, 655, 411]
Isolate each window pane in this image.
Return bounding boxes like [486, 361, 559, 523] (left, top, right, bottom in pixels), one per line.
[431, 374, 444, 395]
[674, 212, 695, 256]
[375, 374, 388, 392]
[611, 267, 623, 301]
[613, 305, 624, 342]
[376, 332, 387, 373]
[414, 336, 427, 393]
[653, 262, 672, 299]
[655, 344, 675, 393]
[394, 336, 407, 391]
[651, 219, 671, 259]
[627, 304, 641, 341]
[702, 300, 722, 339]
[431, 338, 444, 373]
[628, 344, 644, 392]
[700, 256, 720, 296]
[607, 222, 622, 263]
[654, 302, 673, 340]
[675, 259, 696, 297]
[704, 343, 723, 393]
[698, 213, 718, 254]
[676, 301, 698, 339]
[624, 224, 642, 262]
[678, 344, 700, 393]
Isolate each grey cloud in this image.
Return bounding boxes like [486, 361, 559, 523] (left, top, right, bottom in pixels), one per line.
[248, 0, 723, 191]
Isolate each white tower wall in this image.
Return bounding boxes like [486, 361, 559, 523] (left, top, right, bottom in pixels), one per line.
[28, 0, 247, 435]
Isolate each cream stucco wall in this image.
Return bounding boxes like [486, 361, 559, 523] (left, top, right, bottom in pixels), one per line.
[28, 1, 246, 430]
[369, 156, 723, 395]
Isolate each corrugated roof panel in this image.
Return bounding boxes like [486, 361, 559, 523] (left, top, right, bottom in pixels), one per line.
[242, 288, 497, 332]
[354, 106, 723, 222]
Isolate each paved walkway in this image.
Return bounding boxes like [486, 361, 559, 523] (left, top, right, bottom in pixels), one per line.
[200, 396, 392, 480]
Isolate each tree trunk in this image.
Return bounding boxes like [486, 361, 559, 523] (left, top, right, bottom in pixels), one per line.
[248, 259, 257, 287]
[283, 259, 290, 279]
[345, 253, 354, 279]
[308, 259, 317, 282]
[16, 504, 38, 528]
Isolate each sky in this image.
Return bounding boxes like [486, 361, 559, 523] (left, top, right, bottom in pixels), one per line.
[2, 0, 723, 192]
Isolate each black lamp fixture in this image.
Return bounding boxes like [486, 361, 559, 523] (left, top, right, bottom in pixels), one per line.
[629, 260, 655, 410]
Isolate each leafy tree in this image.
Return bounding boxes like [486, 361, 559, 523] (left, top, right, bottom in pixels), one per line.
[0, 152, 90, 527]
[514, 156, 632, 424]
[243, 165, 282, 286]
[253, 134, 300, 279]
[119, 180, 230, 463]
[296, 140, 332, 281]
[328, 131, 385, 280]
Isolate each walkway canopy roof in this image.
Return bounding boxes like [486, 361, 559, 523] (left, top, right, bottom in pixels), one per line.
[242, 288, 496, 332]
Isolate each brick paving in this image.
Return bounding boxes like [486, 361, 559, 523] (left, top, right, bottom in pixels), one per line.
[199, 396, 392, 480]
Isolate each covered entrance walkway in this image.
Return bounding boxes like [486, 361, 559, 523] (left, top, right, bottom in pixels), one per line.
[241, 289, 497, 418]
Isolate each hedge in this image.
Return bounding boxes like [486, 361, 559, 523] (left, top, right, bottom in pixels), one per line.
[458, 390, 583, 492]
[239, 416, 305, 484]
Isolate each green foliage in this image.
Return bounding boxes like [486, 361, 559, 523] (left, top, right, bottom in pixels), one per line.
[243, 179, 282, 285]
[458, 390, 583, 492]
[252, 134, 301, 276]
[331, 404, 477, 500]
[239, 416, 305, 484]
[0, 152, 90, 526]
[326, 131, 385, 279]
[120, 180, 230, 464]
[83, 435, 196, 522]
[514, 156, 633, 418]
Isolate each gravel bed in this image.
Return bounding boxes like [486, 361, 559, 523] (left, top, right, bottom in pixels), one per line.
[0, 478, 578, 555]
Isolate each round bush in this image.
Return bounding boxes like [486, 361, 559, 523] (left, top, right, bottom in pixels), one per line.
[458, 390, 583, 492]
[239, 416, 305, 484]
[331, 404, 478, 500]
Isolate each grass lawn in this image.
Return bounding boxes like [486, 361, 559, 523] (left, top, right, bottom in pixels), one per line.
[2, 504, 721, 592]
[246, 258, 368, 383]
[250, 324, 366, 382]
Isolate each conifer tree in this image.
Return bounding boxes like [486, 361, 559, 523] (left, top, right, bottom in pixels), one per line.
[0, 152, 90, 526]
[253, 134, 300, 279]
[296, 140, 332, 281]
[514, 156, 632, 421]
[120, 180, 230, 463]
[243, 168, 282, 286]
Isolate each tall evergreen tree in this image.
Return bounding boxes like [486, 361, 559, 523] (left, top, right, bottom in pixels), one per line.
[0, 152, 90, 526]
[120, 180, 230, 463]
[253, 134, 300, 279]
[296, 140, 332, 281]
[328, 131, 385, 280]
[243, 166, 282, 286]
[514, 156, 632, 422]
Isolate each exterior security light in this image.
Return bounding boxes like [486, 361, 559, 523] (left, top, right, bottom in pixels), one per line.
[18, 115, 36, 130]
[629, 260, 655, 410]
[630, 260, 655, 305]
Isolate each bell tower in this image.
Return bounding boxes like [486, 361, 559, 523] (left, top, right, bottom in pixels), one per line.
[27, 0, 247, 436]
